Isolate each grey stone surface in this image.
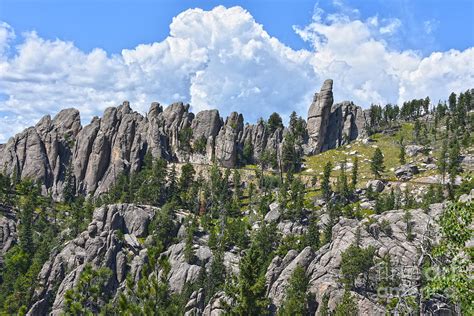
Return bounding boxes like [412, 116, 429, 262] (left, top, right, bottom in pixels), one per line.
[395, 164, 419, 181]
[0, 79, 367, 199]
[26, 204, 156, 315]
[366, 179, 385, 193]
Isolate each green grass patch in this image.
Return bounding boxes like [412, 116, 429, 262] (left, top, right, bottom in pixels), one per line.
[301, 123, 415, 183]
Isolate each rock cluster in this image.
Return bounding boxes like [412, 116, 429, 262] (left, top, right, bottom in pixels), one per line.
[0, 80, 368, 199]
[305, 80, 368, 154]
[395, 163, 420, 181]
[26, 203, 242, 315]
[0, 205, 16, 266]
[264, 203, 446, 315]
[22, 198, 451, 315]
[27, 204, 157, 315]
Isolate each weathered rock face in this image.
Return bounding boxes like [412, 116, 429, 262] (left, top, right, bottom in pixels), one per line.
[189, 109, 223, 164]
[405, 145, 426, 157]
[264, 203, 446, 315]
[366, 179, 385, 192]
[306, 81, 367, 154]
[0, 109, 81, 198]
[215, 112, 244, 168]
[0, 79, 367, 199]
[0, 205, 16, 267]
[191, 110, 223, 141]
[307, 79, 334, 154]
[324, 101, 366, 150]
[27, 204, 156, 315]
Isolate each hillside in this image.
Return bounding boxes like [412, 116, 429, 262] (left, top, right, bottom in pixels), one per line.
[0, 80, 473, 315]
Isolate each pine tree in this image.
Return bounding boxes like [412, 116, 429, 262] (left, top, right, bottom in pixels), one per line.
[351, 156, 358, 190]
[448, 138, 461, 186]
[267, 112, 283, 133]
[63, 264, 113, 314]
[233, 169, 242, 200]
[321, 162, 332, 202]
[184, 216, 196, 263]
[334, 291, 358, 316]
[448, 92, 457, 112]
[278, 265, 310, 315]
[281, 133, 301, 173]
[337, 160, 350, 200]
[340, 243, 375, 289]
[63, 161, 76, 204]
[231, 223, 277, 315]
[288, 177, 304, 221]
[167, 164, 178, 200]
[179, 163, 195, 194]
[323, 202, 338, 244]
[178, 163, 195, 208]
[206, 247, 226, 299]
[17, 180, 39, 255]
[304, 215, 320, 251]
[370, 148, 385, 179]
[438, 139, 448, 183]
[423, 96, 430, 115]
[242, 139, 253, 165]
[399, 137, 406, 165]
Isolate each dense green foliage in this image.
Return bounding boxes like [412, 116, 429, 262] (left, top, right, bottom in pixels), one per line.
[278, 265, 311, 315]
[340, 229, 376, 289]
[424, 201, 473, 314]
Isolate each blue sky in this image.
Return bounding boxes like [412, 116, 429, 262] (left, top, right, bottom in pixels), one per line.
[2, 0, 472, 54]
[0, 0, 473, 142]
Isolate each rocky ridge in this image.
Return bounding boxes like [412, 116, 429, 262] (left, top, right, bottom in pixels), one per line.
[0, 80, 368, 200]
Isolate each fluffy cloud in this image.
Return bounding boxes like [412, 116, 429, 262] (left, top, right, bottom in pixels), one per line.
[0, 5, 473, 143]
[295, 8, 474, 106]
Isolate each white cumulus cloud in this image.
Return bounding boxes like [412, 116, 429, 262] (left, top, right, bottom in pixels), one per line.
[0, 4, 473, 143]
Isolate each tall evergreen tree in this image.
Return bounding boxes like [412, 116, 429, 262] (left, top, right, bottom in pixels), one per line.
[231, 223, 277, 315]
[267, 112, 284, 134]
[438, 139, 448, 183]
[278, 266, 310, 316]
[351, 156, 358, 190]
[321, 162, 332, 202]
[337, 160, 350, 200]
[370, 148, 385, 179]
[399, 137, 406, 165]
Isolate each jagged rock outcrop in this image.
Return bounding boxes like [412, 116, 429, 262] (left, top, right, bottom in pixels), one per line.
[0, 108, 81, 197]
[265, 203, 446, 315]
[189, 109, 222, 164]
[27, 204, 156, 315]
[0, 205, 16, 266]
[184, 288, 206, 316]
[26, 203, 243, 315]
[324, 101, 366, 150]
[215, 112, 244, 168]
[0, 80, 367, 199]
[306, 80, 367, 154]
[202, 291, 233, 316]
[307, 79, 334, 154]
[366, 179, 385, 192]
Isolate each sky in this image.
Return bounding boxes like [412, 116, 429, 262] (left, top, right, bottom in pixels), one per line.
[0, 0, 473, 142]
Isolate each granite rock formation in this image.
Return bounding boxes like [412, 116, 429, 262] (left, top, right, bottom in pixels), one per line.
[0, 80, 368, 199]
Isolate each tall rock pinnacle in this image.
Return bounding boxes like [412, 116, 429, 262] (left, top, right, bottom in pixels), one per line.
[307, 79, 334, 154]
